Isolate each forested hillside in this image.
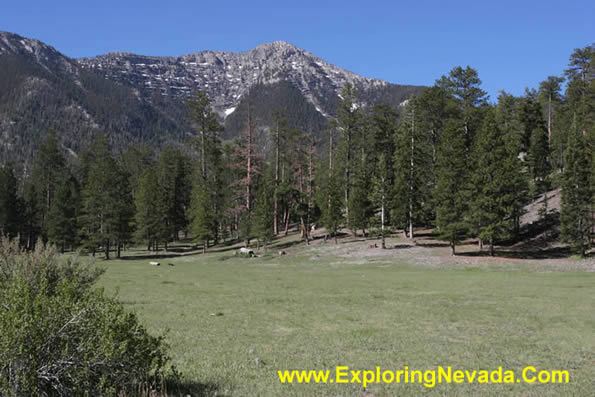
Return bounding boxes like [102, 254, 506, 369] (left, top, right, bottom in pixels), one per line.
[0, 34, 592, 257]
[0, 32, 189, 172]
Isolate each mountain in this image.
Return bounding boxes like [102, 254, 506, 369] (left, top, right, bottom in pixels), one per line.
[78, 41, 421, 120]
[0, 32, 424, 170]
[0, 31, 188, 172]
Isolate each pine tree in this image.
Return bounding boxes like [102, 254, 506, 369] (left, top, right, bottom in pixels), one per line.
[371, 153, 390, 248]
[79, 134, 134, 259]
[47, 178, 79, 252]
[190, 181, 215, 254]
[336, 83, 361, 225]
[519, 89, 546, 152]
[496, 91, 530, 237]
[469, 109, 517, 256]
[437, 66, 488, 147]
[348, 169, 372, 237]
[112, 168, 134, 258]
[120, 145, 155, 199]
[231, 101, 261, 246]
[318, 168, 343, 244]
[31, 130, 67, 239]
[416, 85, 458, 165]
[189, 91, 226, 245]
[528, 125, 551, 204]
[252, 176, 275, 250]
[434, 121, 469, 255]
[317, 127, 343, 243]
[564, 45, 594, 136]
[157, 147, 191, 247]
[392, 97, 433, 239]
[538, 76, 565, 142]
[134, 168, 166, 251]
[188, 91, 224, 179]
[270, 110, 288, 235]
[560, 127, 592, 256]
[0, 164, 22, 238]
[22, 181, 41, 249]
[368, 104, 399, 239]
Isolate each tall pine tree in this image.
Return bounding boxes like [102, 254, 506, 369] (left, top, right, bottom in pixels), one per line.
[434, 121, 469, 255]
[469, 109, 517, 255]
[560, 126, 592, 256]
[392, 97, 433, 239]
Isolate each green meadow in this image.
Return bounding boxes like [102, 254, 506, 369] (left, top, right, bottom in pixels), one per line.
[97, 240, 594, 396]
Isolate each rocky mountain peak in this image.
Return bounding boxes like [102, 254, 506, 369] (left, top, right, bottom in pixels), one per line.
[77, 40, 389, 118]
[0, 31, 77, 76]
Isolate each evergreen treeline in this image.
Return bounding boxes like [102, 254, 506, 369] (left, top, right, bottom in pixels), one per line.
[1, 45, 592, 257]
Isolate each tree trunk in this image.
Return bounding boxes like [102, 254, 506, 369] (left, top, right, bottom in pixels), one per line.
[105, 239, 110, 260]
[274, 120, 280, 235]
[117, 241, 121, 259]
[307, 133, 314, 245]
[547, 93, 552, 142]
[489, 237, 494, 256]
[246, 109, 253, 212]
[201, 119, 206, 178]
[284, 208, 290, 236]
[451, 241, 456, 256]
[345, 126, 351, 222]
[381, 197, 386, 249]
[408, 105, 415, 240]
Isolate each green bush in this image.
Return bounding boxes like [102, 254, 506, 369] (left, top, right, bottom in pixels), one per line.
[0, 238, 169, 396]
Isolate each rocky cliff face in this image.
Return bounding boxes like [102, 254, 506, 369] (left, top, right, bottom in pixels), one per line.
[77, 41, 392, 119]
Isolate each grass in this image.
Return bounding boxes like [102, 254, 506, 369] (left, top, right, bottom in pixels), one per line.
[97, 239, 595, 396]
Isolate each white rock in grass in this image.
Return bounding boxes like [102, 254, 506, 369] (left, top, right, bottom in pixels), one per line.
[238, 247, 254, 256]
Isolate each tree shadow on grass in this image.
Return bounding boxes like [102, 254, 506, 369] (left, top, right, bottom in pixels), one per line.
[118, 253, 195, 261]
[164, 245, 200, 253]
[274, 238, 308, 250]
[416, 242, 450, 248]
[164, 379, 220, 397]
[457, 246, 574, 260]
[412, 231, 438, 238]
[388, 244, 414, 249]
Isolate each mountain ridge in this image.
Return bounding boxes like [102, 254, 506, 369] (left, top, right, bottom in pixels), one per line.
[76, 38, 399, 120]
[0, 31, 425, 171]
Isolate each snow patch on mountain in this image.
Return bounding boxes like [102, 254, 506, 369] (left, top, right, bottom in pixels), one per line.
[224, 107, 236, 118]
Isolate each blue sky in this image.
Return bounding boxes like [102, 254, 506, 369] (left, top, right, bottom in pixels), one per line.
[2, 0, 593, 99]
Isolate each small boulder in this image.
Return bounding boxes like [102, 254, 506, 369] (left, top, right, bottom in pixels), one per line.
[238, 247, 254, 257]
[251, 357, 266, 366]
[149, 261, 160, 266]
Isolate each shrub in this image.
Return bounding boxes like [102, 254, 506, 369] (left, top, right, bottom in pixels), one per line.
[0, 237, 169, 396]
